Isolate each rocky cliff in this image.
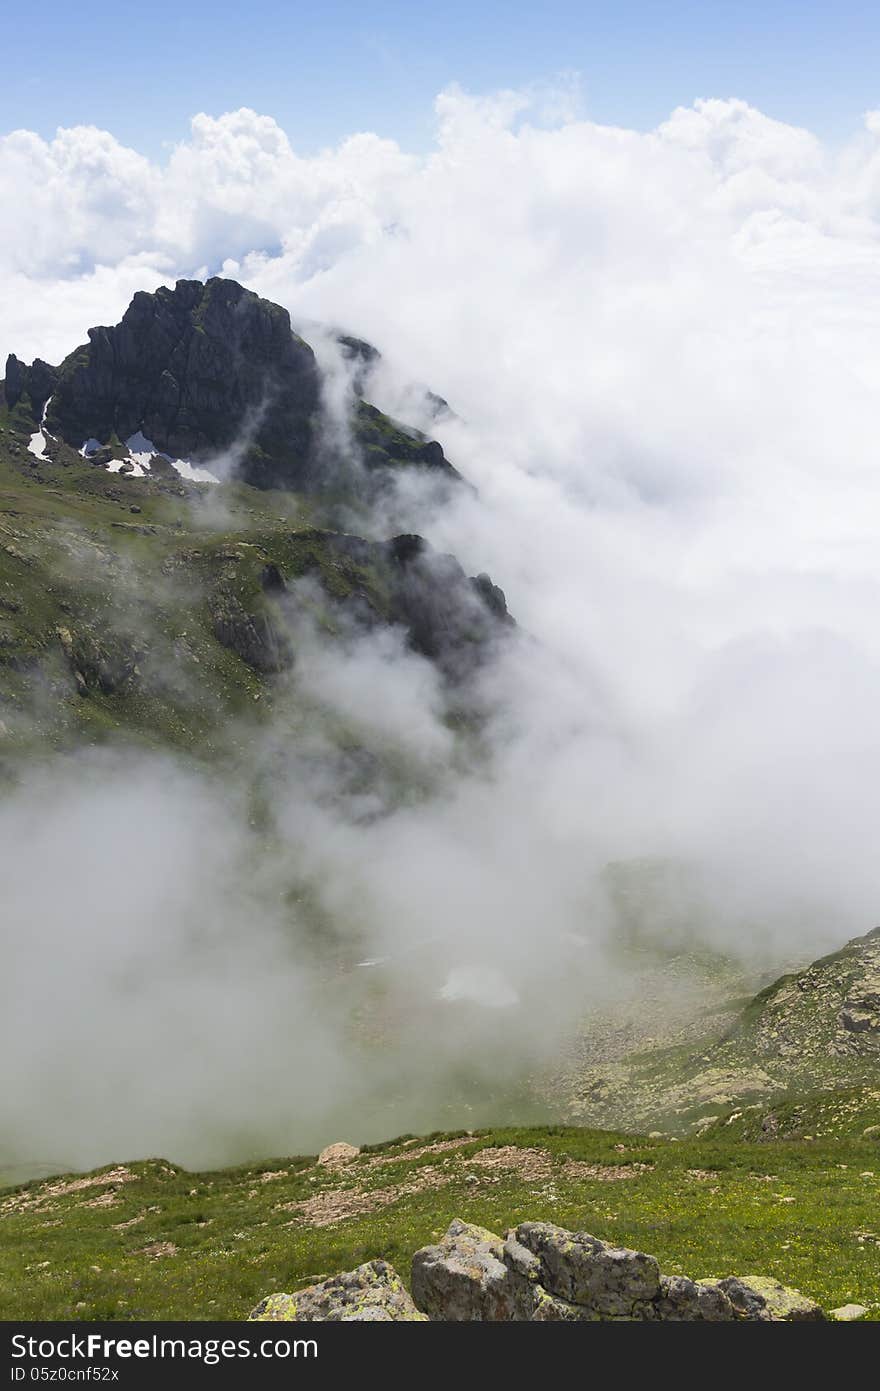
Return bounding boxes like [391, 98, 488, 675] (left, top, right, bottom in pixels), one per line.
[2, 277, 461, 494]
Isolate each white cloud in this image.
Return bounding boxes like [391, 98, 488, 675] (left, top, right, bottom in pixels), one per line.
[7, 88, 880, 1163]
[8, 86, 880, 937]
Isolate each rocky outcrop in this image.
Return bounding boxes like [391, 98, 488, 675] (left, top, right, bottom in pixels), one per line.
[412, 1219, 825, 1321]
[248, 1218, 826, 1322]
[384, 534, 514, 679]
[3, 355, 58, 419]
[337, 335, 453, 420]
[2, 279, 461, 496]
[839, 968, 880, 1038]
[698, 1274, 828, 1322]
[55, 624, 143, 697]
[411, 1219, 529, 1320]
[725, 926, 880, 1064]
[281, 528, 513, 681]
[353, 401, 458, 482]
[249, 1260, 426, 1322]
[45, 279, 318, 489]
[563, 924, 880, 1139]
[209, 585, 291, 674]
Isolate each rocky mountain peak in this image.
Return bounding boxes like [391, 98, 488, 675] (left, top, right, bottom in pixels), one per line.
[2, 278, 461, 494]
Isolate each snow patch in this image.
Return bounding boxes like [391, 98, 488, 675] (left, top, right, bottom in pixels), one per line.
[81, 429, 220, 483]
[123, 431, 220, 484]
[27, 397, 54, 459]
[168, 456, 222, 484]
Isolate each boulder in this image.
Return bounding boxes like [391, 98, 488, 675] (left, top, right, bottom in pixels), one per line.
[831, 1303, 868, 1321]
[317, 1142, 360, 1168]
[654, 1274, 736, 1321]
[511, 1221, 661, 1316]
[249, 1260, 425, 1321]
[410, 1217, 826, 1322]
[411, 1219, 532, 1321]
[699, 1275, 825, 1321]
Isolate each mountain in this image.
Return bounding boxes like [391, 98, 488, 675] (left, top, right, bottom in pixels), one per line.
[560, 926, 880, 1136]
[2, 277, 461, 493]
[0, 280, 510, 753]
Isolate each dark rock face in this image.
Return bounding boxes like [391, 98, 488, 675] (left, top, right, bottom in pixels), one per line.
[193, 528, 512, 680]
[353, 400, 458, 482]
[291, 529, 513, 681]
[336, 334, 381, 397]
[45, 279, 319, 489]
[3, 355, 59, 418]
[336, 334, 454, 421]
[209, 586, 291, 674]
[385, 533, 514, 679]
[55, 624, 142, 697]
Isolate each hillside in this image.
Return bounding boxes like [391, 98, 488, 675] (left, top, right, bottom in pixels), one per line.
[558, 928, 880, 1136]
[0, 281, 511, 756]
[1, 1123, 878, 1320]
[2, 925, 879, 1320]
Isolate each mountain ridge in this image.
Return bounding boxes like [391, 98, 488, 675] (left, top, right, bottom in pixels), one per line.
[2, 277, 462, 495]
[0, 280, 510, 755]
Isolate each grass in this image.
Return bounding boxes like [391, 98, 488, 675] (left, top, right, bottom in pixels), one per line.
[703, 1085, 880, 1142]
[0, 414, 402, 758]
[1, 1124, 878, 1320]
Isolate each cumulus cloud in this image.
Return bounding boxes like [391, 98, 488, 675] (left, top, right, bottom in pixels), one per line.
[6, 87, 880, 1167]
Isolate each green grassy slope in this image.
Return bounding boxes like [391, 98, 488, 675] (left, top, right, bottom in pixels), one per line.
[560, 930, 880, 1136]
[0, 408, 404, 758]
[1, 1126, 878, 1320]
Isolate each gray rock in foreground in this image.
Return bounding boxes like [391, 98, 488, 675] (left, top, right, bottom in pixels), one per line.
[698, 1274, 827, 1322]
[411, 1219, 530, 1320]
[247, 1217, 829, 1322]
[410, 1218, 826, 1322]
[249, 1260, 426, 1322]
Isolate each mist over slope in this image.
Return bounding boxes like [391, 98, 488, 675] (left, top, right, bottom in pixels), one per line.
[4, 87, 880, 1171]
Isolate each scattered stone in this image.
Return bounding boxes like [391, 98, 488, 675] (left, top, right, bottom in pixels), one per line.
[249, 1260, 425, 1322]
[137, 1242, 178, 1260]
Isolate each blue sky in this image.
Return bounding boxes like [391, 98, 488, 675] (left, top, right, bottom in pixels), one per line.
[6, 0, 880, 154]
